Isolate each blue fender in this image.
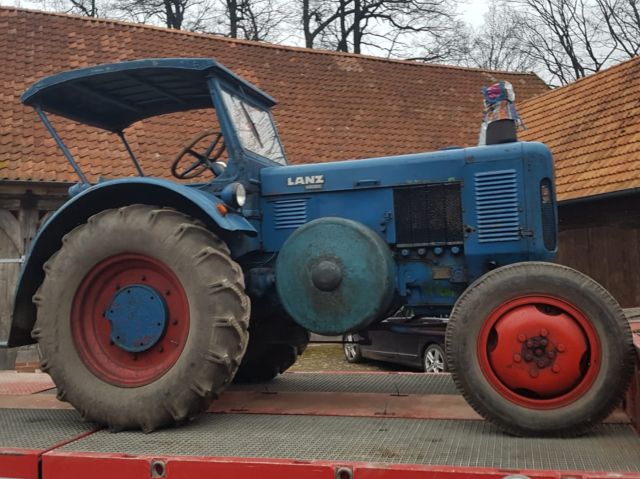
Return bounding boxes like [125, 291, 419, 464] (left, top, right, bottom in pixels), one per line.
[7, 178, 257, 347]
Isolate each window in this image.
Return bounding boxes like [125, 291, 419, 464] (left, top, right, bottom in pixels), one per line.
[220, 90, 286, 165]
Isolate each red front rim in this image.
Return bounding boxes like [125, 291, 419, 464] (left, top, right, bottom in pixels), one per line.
[71, 254, 190, 387]
[477, 295, 601, 409]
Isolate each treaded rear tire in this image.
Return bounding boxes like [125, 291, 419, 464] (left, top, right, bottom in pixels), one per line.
[446, 261, 635, 437]
[32, 205, 249, 432]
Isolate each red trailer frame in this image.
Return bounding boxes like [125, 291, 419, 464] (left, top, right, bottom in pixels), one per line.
[0, 324, 638, 479]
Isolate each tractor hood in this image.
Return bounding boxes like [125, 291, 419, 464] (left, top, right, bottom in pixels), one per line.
[259, 146, 484, 196]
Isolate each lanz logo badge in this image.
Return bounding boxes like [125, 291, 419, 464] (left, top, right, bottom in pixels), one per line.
[287, 175, 325, 190]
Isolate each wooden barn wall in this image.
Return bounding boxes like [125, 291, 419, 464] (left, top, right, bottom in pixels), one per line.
[557, 193, 640, 308]
[0, 183, 67, 368]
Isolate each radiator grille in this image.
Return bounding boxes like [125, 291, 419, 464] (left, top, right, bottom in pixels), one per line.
[273, 198, 308, 230]
[394, 183, 463, 245]
[474, 169, 520, 243]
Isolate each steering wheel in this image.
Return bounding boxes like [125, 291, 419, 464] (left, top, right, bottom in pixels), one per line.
[171, 129, 226, 179]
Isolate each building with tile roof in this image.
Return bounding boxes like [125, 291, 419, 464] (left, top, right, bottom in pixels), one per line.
[520, 56, 640, 308]
[0, 8, 548, 184]
[520, 57, 640, 202]
[0, 8, 638, 364]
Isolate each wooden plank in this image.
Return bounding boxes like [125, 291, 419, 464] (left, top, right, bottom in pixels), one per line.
[0, 209, 22, 345]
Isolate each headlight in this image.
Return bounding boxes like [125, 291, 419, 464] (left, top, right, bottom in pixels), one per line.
[222, 182, 246, 208]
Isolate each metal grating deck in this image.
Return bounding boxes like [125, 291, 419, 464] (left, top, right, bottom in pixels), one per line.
[59, 413, 640, 472]
[230, 372, 459, 395]
[0, 409, 94, 449]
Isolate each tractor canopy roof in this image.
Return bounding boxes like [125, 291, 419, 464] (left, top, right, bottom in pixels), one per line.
[21, 58, 276, 132]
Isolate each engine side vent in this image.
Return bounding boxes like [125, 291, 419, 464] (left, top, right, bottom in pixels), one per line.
[273, 198, 308, 230]
[394, 183, 463, 246]
[474, 169, 520, 243]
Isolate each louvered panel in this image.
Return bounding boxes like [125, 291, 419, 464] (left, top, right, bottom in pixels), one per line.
[273, 198, 308, 230]
[474, 169, 520, 243]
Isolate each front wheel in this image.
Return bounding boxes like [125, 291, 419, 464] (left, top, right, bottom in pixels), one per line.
[446, 262, 635, 437]
[32, 205, 249, 432]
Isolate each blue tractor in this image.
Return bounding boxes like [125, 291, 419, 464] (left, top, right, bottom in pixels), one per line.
[6, 59, 634, 436]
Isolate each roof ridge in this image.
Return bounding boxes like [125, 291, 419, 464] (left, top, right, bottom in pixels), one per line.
[1, 6, 547, 79]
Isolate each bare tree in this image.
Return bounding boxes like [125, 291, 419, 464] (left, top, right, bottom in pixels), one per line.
[38, 0, 110, 17]
[69, 0, 98, 16]
[114, 0, 199, 28]
[462, 1, 537, 71]
[508, 0, 617, 84]
[185, 0, 293, 41]
[301, 0, 457, 58]
[595, 0, 640, 57]
[302, 0, 351, 48]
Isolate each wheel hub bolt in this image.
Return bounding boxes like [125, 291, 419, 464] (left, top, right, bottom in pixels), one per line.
[552, 364, 560, 373]
[518, 333, 527, 343]
[540, 328, 548, 337]
[519, 334, 558, 370]
[557, 343, 566, 352]
[529, 368, 539, 378]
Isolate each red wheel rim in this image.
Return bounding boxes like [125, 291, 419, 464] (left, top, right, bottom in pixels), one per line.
[71, 254, 189, 387]
[477, 295, 601, 409]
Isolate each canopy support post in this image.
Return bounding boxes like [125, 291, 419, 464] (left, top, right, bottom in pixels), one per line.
[118, 132, 145, 177]
[36, 107, 89, 184]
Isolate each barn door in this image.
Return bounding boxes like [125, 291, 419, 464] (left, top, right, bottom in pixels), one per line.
[0, 210, 23, 342]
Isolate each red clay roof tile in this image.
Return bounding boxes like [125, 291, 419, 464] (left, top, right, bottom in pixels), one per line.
[1, 7, 549, 185]
[520, 56, 640, 200]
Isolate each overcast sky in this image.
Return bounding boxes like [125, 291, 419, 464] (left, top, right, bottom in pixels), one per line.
[462, 0, 489, 27]
[1, 0, 492, 27]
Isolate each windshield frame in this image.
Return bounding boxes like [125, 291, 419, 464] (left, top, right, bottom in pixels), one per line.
[214, 80, 288, 167]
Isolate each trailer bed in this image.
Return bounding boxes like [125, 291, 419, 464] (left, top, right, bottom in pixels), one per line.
[0, 335, 638, 479]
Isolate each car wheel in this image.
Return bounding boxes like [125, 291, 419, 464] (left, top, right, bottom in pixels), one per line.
[343, 333, 363, 363]
[423, 343, 447, 373]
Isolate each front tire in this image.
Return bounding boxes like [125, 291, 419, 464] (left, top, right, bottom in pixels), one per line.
[446, 262, 635, 436]
[32, 205, 249, 432]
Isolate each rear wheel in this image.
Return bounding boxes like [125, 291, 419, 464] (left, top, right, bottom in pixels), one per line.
[234, 317, 309, 383]
[446, 262, 635, 436]
[32, 205, 249, 431]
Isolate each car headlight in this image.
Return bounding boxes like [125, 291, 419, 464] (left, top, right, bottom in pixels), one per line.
[221, 182, 246, 208]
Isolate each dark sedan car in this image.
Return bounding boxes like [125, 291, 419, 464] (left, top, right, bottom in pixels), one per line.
[342, 310, 448, 372]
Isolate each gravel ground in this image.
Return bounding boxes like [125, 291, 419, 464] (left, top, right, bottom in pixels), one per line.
[289, 344, 410, 372]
